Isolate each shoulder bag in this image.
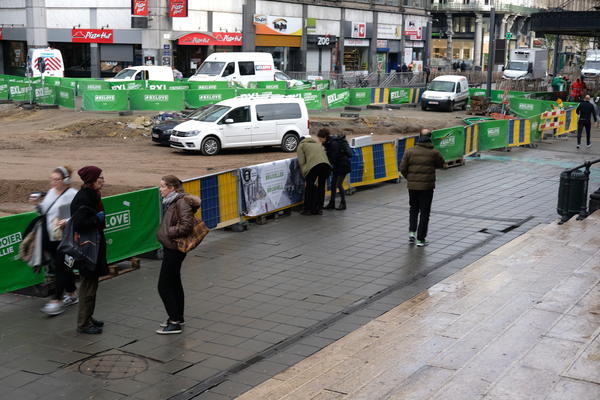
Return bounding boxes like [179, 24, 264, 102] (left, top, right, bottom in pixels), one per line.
[174, 205, 209, 253]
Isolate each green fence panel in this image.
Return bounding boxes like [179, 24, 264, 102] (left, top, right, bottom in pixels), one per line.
[235, 88, 288, 96]
[432, 126, 466, 161]
[82, 90, 129, 111]
[509, 97, 551, 118]
[44, 77, 62, 87]
[0, 82, 8, 100]
[326, 89, 350, 109]
[109, 81, 146, 91]
[184, 89, 237, 108]
[146, 80, 190, 91]
[490, 90, 526, 104]
[6, 75, 28, 82]
[8, 81, 33, 102]
[314, 80, 330, 90]
[349, 88, 372, 106]
[129, 90, 185, 111]
[33, 84, 56, 105]
[285, 90, 323, 110]
[468, 88, 488, 97]
[103, 188, 161, 264]
[257, 81, 287, 90]
[77, 80, 111, 93]
[59, 77, 80, 91]
[528, 114, 542, 142]
[0, 212, 44, 294]
[187, 81, 230, 90]
[478, 120, 510, 151]
[389, 88, 412, 104]
[56, 86, 76, 109]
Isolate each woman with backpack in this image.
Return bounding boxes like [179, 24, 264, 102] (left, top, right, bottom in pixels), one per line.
[318, 129, 352, 210]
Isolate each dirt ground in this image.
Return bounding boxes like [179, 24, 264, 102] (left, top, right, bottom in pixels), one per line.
[0, 103, 467, 215]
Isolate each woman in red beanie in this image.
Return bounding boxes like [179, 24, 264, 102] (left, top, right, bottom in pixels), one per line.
[69, 166, 108, 334]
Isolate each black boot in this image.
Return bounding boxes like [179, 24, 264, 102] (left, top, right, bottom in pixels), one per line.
[336, 201, 346, 210]
[324, 202, 335, 209]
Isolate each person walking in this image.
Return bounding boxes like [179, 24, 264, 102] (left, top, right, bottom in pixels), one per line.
[36, 166, 78, 316]
[576, 95, 599, 149]
[399, 129, 445, 247]
[297, 135, 331, 215]
[70, 166, 107, 334]
[156, 175, 200, 334]
[319, 129, 352, 210]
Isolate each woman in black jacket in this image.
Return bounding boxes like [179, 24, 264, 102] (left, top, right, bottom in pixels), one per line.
[70, 166, 107, 334]
[318, 129, 352, 210]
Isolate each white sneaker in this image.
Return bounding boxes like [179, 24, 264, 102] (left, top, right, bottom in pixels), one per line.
[587, 144, 592, 148]
[41, 302, 65, 316]
[416, 240, 429, 247]
[62, 294, 79, 307]
[408, 232, 416, 243]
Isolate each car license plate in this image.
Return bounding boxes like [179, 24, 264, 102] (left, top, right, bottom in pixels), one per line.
[429, 101, 439, 105]
[152, 133, 159, 138]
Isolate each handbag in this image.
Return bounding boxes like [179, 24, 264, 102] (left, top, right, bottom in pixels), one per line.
[57, 219, 99, 266]
[173, 205, 209, 253]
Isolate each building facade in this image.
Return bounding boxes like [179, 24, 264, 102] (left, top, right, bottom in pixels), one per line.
[0, 0, 431, 78]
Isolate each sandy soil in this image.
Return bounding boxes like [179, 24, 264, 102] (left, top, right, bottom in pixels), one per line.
[0, 103, 467, 215]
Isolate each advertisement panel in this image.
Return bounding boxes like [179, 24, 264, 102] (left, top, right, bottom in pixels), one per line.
[33, 84, 56, 105]
[110, 81, 146, 91]
[178, 32, 243, 46]
[236, 88, 287, 96]
[9, 81, 33, 102]
[349, 88, 372, 106]
[146, 81, 190, 91]
[187, 81, 230, 90]
[351, 22, 367, 38]
[404, 15, 427, 40]
[253, 15, 303, 36]
[314, 80, 330, 91]
[77, 80, 111, 93]
[72, 29, 114, 44]
[389, 88, 412, 104]
[326, 89, 350, 109]
[285, 90, 322, 110]
[0, 82, 8, 100]
[0, 212, 44, 294]
[82, 90, 129, 111]
[240, 159, 305, 216]
[129, 90, 185, 110]
[257, 81, 287, 90]
[56, 87, 76, 108]
[132, 0, 149, 16]
[184, 89, 237, 109]
[169, 0, 188, 17]
[432, 126, 466, 161]
[508, 97, 550, 118]
[477, 120, 509, 151]
[377, 24, 402, 40]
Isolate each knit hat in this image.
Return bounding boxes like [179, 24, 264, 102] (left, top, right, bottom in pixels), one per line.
[77, 166, 102, 184]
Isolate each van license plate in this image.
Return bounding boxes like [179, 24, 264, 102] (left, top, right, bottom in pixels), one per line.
[429, 101, 439, 105]
[152, 133, 159, 138]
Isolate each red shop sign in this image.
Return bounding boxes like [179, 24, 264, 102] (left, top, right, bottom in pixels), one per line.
[131, 0, 148, 16]
[169, 0, 188, 18]
[178, 32, 243, 46]
[71, 29, 114, 43]
[0, 28, 3, 41]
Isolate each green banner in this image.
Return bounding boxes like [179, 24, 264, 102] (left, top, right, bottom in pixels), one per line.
[528, 114, 542, 142]
[77, 80, 111, 93]
[468, 88, 488, 98]
[326, 89, 350, 109]
[292, 81, 312, 90]
[103, 188, 161, 264]
[257, 81, 287, 90]
[187, 81, 230, 90]
[509, 97, 551, 118]
[44, 77, 62, 87]
[349, 88, 372, 106]
[33, 84, 56, 105]
[82, 90, 129, 111]
[432, 126, 466, 161]
[9, 81, 33, 102]
[60, 77, 79, 91]
[236, 88, 288, 97]
[285, 90, 323, 110]
[314, 80, 330, 91]
[110, 81, 146, 91]
[0, 82, 8, 100]
[56, 86, 76, 109]
[146, 80, 190, 91]
[389, 88, 412, 104]
[184, 89, 237, 109]
[477, 120, 509, 151]
[129, 90, 185, 111]
[0, 212, 44, 294]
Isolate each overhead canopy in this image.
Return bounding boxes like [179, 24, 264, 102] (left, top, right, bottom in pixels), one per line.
[531, 11, 600, 36]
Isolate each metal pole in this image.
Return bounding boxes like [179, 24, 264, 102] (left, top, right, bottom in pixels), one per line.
[486, 3, 496, 99]
[553, 35, 561, 77]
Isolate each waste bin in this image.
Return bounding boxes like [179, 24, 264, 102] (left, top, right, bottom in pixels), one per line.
[557, 170, 587, 218]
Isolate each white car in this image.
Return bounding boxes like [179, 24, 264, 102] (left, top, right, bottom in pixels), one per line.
[421, 75, 469, 112]
[169, 96, 310, 155]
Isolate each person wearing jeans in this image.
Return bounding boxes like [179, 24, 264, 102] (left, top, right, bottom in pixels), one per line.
[400, 129, 445, 247]
[576, 95, 599, 149]
[297, 136, 331, 215]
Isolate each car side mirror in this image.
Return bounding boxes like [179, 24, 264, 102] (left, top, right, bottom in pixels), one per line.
[224, 118, 234, 124]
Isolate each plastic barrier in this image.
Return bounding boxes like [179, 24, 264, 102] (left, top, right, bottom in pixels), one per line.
[507, 119, 532, 147]
[509, 97, 553, 118]
[350, 141, 399, 187]
[56, 86, 76, 109]
[44, 77, 63, 87]
[129, 90, 185, 111]
[314, 80, 330, 91]
[389, 87, 424, 104]
[0, 82, 8, 100]
[477, 120, 509, 151]
[396, 136, 419, 172]
[431, 126, 466, 161]
[528, 114, 542, 141]
[464, 124, 479, 156]
[558, 108, 578, 136]
[182, 170, 242, 229]
[33, 84, 56, 105]
[8, 81, 32, 102]
[257, 81, 287, 90]
[285, 90, 323, 110]
[326, 89, 350, 109]
[349, 88, 372, 106]
[184, 89, 237, 109]
[468, 89, 526, 104]
[236, 88, 288, 97]
[109, 81, 146, 91]
[371, 88, 389, 104]
[82, 90, 129, 111]
[187, 81, 231, 90]
[77, 80, 111, 93]
[146, 81, 190, 91]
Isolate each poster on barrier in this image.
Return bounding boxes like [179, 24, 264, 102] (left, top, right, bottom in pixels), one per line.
[60, 78, 79, 90]
[326, 89, 350, 108]
[44, 77, 62, 87]
[129, 90, 185, 111]
[314, 80, 330, 90]
[432, 126, 465, 161]
[0, 81, 9, 100]
[389, 88, 412, 104]
[509, 97, 551, 118]
[349, 88, 371, 106]
[285, 90, 322, 110]
[110, 81, 146, 91]
[187, 81, 230, 90]
[240, 158, 305, 217]
[102, 188, 161, 264]
[0, 212, 44, 294]
[33, 84, 56, 105]
[146, 80, 190, 91]
[184, 89, 237, 108]
[77, 80, 111, 93]
[478, 120, 509, 151]
[82, 90, 129, 111]
[236, 88, 288, 97]
[257, 81, 287, 90]
[9, 81, 33, 101]
[56, 87, 76, 109]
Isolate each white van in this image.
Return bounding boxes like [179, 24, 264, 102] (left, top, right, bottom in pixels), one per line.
[108, 66, 174, 81]
[189, 52, 276, 84]
[169, 96, 310, 155]
[27, 48, 64, 78]
[420, 75, 469, 112]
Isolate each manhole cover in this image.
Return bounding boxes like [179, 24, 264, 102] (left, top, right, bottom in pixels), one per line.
[79, 353, 148, 379]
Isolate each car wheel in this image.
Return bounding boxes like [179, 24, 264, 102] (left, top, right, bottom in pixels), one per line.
[281, 133, 299, 152]
[421, 104, 428, 111]
[447, 101, 454, 112]
[461, 101, 467, 111]
[201, 136, 221, 156]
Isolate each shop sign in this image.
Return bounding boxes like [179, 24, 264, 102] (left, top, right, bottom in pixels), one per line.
[72, 29, 114, 43]
[404, 15, 427, 40]
[254, 15, 303, 36]
[351, 22, 366, 38]
[306, 18, 317, 35]
[377, 40, 388, 49]
[0, 28, 3, 41]
[169, 0, 188, 18]
[131, 0, 148, 16]
[344, 39, 369, 47]
[178, 32, 243, 46]
[307, 35, 337, 47]
[377, 24, 401, 40]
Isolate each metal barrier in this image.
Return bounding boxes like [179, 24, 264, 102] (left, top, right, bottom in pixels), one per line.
[507, 119, 532, 147]
[464, 124, 479, 156]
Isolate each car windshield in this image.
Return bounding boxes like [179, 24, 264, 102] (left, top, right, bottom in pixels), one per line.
[191, 105, 230, 122]
[428, 81, 456, 92]
[584, 60, 600, 69]
[114, 68, 137, 79]
[506, 61, 528, 71]
[275, 71, 290, 80]
[195, 62, 225, 76]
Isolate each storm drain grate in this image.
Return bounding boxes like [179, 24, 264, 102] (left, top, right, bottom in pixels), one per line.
[79, 353, 148, 379]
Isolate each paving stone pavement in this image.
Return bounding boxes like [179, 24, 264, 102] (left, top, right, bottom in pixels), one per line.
[1, 132, 600, 400]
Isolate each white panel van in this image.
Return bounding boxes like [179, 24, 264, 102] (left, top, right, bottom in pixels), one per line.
[420, 75, 469, 112]
[27, 48, 64, 78]
[189, 52, 276, 84]
[107, 66, 174, 82]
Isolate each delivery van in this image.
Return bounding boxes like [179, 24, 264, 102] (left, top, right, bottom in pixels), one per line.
[189, 52, 276, 84]
[420, 75, 469, 112]
[27, 48, 64, 78]
[108, 66, 174, 81]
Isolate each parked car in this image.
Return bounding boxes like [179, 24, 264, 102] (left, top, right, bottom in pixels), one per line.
[169, 96, 310, 155]
[108, 65, 174, 82]
[421, 75, 469, 112]
[150, 107, 209, 145]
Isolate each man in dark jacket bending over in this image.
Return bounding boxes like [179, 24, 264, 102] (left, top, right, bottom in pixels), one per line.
[400, 129, 445, 247]
[576, 95, 599, 149]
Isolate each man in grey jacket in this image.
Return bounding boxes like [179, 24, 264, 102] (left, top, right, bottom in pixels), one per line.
[400, 129, 445, 246]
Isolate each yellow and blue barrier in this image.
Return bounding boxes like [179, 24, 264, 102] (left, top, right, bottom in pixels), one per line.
[558, 108, 578, 136]
[396, 136, 419, 170]
[507, 119, 531, 147]
[350, 141, 399, 187]
[371, 88, 390, 104]
[464, 124, 479, 156]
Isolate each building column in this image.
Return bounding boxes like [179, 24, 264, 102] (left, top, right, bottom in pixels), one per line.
[242, 0, 256, 52]
[498, 14, 509, 38]
[369, 12, 378, 73]
[473, 13, 483, 67]
[445, 13, 453, 61]
[300, 4, 308, 72]
[338, 9, 345, 73]
[26, 0, 48, 48]
[89, 8, 100, 78]
[400, 13, 405, 67]
[141, 0, 161, 66]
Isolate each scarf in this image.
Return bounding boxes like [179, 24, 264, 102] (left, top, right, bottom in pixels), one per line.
[162, 191, 179, 213]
